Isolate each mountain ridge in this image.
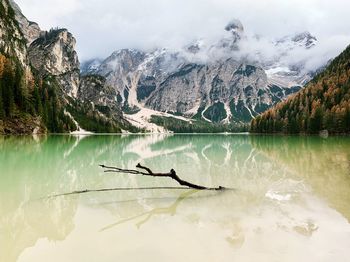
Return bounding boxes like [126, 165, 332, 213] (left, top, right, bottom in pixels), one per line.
[81, 22, 318, 131]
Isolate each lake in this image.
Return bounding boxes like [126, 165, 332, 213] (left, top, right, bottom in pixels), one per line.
[1, 134, 350, 262]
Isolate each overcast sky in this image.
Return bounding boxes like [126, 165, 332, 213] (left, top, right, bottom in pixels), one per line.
[16, 0, 350, 62]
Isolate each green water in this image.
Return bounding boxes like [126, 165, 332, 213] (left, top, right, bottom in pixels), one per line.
[1, 134, 350, 262]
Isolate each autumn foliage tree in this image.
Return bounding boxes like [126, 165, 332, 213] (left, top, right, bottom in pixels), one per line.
[251, 44, 350, 134]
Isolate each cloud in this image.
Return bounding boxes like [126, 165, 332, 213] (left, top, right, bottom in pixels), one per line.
[234, 33, 350, 72]
[15, 0, 350, 68]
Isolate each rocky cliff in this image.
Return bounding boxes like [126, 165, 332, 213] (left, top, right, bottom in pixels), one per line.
[28, 29, 80, 97]
[9, 0, 41, 45]
[0, 0, 27, 65]
[0, 0, 132, 134]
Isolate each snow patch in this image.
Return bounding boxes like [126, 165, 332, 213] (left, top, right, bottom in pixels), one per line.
[124, 107, 191, 133]
[222, 102, 232, 124]
[123, 69, 192, 133]
[201, 106, 213, 123]
[265, 67, 291, 77]
[245, 105, 255, 119]
[185, 100, 201, 116]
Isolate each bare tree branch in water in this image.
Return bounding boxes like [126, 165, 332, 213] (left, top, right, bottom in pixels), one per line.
[100, 163, 226, 191]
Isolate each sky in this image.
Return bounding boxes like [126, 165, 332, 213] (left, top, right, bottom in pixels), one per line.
[16, 0, 350, 64]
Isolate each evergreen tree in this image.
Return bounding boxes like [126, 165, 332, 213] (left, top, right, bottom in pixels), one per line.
[33, 86, 43, 116]
[0, 82, 4, 119]
[2, 62, 15, 117]
[309, 107, 324, 133]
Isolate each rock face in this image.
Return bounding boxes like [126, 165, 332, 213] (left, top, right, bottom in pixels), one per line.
[28, 29, 80, 97]
[0, 116, 46, 135]
[79, 74, 118, 108]
[78, 74, 126, 125]
[8, 1, 80, 98]
[82, 20, 314, 125]
[9, 0, 41, 45]
[4, 0, 81, 100]
[25, 27, 128, 132]
[0, 0, 27, 65]
[144, 61, 298, 123]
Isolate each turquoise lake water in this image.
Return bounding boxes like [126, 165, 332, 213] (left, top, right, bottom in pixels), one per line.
[1, 134, 350, 262]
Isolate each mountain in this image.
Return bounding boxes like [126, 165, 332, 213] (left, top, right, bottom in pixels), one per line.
[81, 21, 318, 131]
[1, 0, 324, 134]
[0, 0, 133, 134]
[251, 44, 350, 134]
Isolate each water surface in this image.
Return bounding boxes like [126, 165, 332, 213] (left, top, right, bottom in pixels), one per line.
[1, 134, 350, 262]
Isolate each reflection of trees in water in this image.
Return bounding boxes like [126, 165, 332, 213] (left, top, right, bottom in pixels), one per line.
[0, 136, 83, 262]
[0, 135, 133, 261]
[250, 135, 350, 222]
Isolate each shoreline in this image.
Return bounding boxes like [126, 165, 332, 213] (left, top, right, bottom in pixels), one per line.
[1, 132, 349, 137]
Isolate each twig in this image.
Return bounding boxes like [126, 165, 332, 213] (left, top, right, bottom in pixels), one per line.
[100, 163, 226, 191]
[49, 187, 189, 198]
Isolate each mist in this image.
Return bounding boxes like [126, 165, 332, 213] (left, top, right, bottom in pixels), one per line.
[15, 0, 350, 70]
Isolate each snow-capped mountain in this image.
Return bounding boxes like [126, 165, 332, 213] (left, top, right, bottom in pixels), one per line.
[263, 31, 318, 88]
[277, 31, 317, 49]
[81, 19, 319, 130]
[80, 58, 102, 74]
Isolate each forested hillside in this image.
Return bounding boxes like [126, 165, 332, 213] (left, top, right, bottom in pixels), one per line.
[251, 45, 350, 134]
[0, 54, 79, 133]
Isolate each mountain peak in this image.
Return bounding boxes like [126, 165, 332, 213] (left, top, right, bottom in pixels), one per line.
[292, 31, 317, 49]
[224, 19, 244, 34]
[275, 31, 317, 50]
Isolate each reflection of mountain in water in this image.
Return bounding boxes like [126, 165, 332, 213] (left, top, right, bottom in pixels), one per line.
[0, 134, 282, 261]
[1, 135, 350, 261]
[251, 136, 350, 222]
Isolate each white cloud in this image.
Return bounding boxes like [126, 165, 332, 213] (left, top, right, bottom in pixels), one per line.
[15, 0, 350, 66]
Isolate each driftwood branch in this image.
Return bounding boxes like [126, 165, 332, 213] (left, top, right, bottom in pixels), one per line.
[100, 163, 225, 191]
